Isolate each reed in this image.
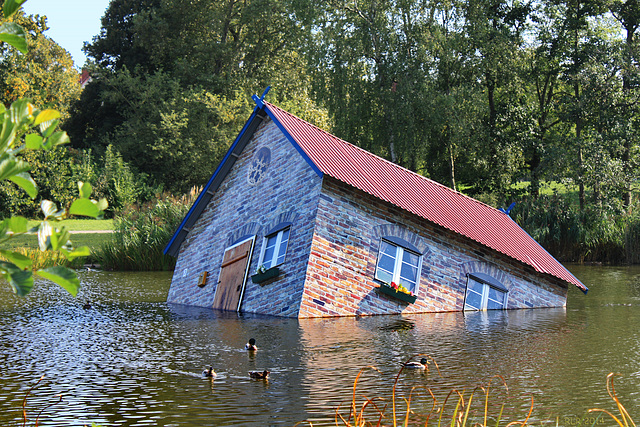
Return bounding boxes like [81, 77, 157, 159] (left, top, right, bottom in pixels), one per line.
[95, 188, 198, 271]
[297, 360, 635, 427]
[588, 373, 636, 427]
[0, 247, 85, 270]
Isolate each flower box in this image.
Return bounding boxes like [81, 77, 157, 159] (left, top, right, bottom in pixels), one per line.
[376, 284, 417, 304]
[251, 267, 280, 284]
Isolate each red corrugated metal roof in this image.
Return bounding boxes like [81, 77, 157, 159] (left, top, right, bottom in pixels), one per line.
[265, 101, 586, 292]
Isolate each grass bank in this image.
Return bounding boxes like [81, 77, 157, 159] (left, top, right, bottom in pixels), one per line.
[2, 219, 113, 267]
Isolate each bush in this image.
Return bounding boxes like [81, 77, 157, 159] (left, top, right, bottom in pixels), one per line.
[512, 194, 585, 261]
[95, 189, 198, 270]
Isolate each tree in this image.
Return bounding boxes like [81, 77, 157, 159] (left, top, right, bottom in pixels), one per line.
[67, 0, 321, 193]
[463, 0, 531, 194]
[0, 0, 107, 297]
[308, 0, 445, 174]
[0, 9, 80, 117]
[609, 0, 640, 206]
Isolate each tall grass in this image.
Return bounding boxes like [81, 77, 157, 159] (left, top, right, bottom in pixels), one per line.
[298, 358, 635, 427]
[95, 189, 198, 271]
[511, 194, 636, 264]
[0, 247, 85, 270]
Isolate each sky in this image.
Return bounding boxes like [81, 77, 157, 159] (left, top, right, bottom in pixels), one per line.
[21, 0, 111, 68]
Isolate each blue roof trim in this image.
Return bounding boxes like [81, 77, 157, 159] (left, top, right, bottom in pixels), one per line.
[261, 104, 324, 178]
[164, 106, 265, 256]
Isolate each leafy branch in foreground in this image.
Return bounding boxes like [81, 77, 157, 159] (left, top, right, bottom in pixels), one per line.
[0, 0, 107, 297]
[0, 99, 107, 296]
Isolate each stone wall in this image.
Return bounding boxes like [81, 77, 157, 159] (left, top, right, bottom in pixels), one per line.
[167, 118, 322, 317]
[298, 177, 568, 318]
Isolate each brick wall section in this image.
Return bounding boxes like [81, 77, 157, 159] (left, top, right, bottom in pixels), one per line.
[298, 177, 568, 318]
[167, 118, 322, 317]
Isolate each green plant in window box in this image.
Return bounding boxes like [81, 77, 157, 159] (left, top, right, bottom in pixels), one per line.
[377, 281, 417, 303]
[251, 264, 280, 284]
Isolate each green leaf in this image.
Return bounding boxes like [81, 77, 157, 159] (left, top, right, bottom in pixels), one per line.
[0, 250, 32, 270]
[42, 130, 69, 150]
[36, 266, 79, 297]
[0, 153, 30, 181]
[0, 117, 16, 152]
[96, 198, 109, 212]
[78, 181, 92, 198]
[3, 0, 28, 18]
[60, 246, 90, 260]
[7, 215, 28, 233]
[49, 227, 71, 251]
[37, 220, 51, 251]
[9, 99, 34, 127]
[69, 198, 100, 218]
[41, 119, 59, 138]
[25, 133, 43, 149]
[40, 200, 58, 219]
[8, 171, 37, 198]
[34, 109, 60, 125]
[0, 261, 33, 296]
[0, 22, 27, 53]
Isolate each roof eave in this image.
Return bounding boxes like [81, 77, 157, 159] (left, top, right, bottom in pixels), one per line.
[163, 106, 268, 257]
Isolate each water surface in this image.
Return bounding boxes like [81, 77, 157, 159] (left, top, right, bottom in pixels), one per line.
[0, 265, 638, 426]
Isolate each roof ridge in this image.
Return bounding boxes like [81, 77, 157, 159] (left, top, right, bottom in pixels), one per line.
[264, 101, 505, 216]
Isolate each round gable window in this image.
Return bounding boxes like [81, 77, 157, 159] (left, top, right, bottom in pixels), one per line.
[247, 147, 271, 186]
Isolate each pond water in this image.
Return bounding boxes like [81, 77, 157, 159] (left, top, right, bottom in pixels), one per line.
[0, 265, 639, 426]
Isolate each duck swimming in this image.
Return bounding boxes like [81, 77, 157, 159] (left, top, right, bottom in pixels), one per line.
[245, 338, 258, 351]
[249, 370, 270, 379]
[202, 366, 217, 378]
[402, 358, 429, 369]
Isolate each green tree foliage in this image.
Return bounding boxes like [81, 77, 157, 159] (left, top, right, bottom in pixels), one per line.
[66, 0, 324, 193]
[0, 147, 88, 218]
[0, 9, 80, 116]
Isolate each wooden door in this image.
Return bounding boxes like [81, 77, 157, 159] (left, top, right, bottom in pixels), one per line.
[212, 238, 254, 311]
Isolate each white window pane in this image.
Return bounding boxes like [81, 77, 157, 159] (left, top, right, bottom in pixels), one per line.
[380, 241, 397, 257]
[465, 289, 483, 310]
[468, 278, 484, 293]
[486, 299, 504, 310]
[402, 250, 419, 265]
[378, 253, 396, 273]
[375, 242, 397, 283]
[487, 287, 506, 309]
[277, 231, 289, 264]
[262, 235, 278, 267]
[376, 269, 394, 284]
[399, 264, 418, 287]
[263, 246, 275, 268]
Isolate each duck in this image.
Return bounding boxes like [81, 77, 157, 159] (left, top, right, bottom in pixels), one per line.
[82, 301, 92, 310]
[402, 358, 429, 369]
[249, 370, 270, 379]
[202, 366, 217, 378]
[245, 338, 258, 351]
